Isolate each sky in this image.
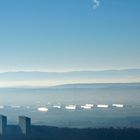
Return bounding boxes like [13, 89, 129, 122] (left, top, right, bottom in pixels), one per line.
[0, 0, 140, 72]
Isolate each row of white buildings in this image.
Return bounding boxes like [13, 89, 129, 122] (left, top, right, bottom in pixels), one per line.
[38, 103, 124, 112]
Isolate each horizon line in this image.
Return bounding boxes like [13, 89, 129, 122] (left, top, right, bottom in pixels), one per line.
[0, 82, 140, 89]
[0, 67, 140, 73]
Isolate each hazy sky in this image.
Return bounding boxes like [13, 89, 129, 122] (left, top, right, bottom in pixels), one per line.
[0, 0, 140, 72]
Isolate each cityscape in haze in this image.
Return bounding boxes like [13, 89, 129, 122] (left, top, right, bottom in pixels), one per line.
[0, 0, 140, 140]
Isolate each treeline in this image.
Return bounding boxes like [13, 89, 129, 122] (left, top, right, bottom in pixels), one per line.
[1, 126, 140, 140]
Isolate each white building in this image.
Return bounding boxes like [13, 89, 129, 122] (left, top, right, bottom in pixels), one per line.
[81, 105, 91, 109]
[65, 105, 76, 110]
[112, 104, 124, 108]
[97, 104, 109, 108]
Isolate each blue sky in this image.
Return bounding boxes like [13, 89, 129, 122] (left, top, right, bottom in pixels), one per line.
[0, 0, 140, 72]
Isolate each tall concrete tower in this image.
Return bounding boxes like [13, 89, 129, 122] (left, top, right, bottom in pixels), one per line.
[19, 116, 31, 135]
[0, 115, 7, 135]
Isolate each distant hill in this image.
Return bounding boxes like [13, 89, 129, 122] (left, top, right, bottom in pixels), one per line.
[0, 69, 140, 87]
[50, 83, 140, 89]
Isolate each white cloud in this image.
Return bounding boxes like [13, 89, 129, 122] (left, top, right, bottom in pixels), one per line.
[93, 0, 100, 9]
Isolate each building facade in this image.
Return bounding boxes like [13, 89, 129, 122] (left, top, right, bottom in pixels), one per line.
[19, 116, 31, 135]
[0, 115, 7, 135]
